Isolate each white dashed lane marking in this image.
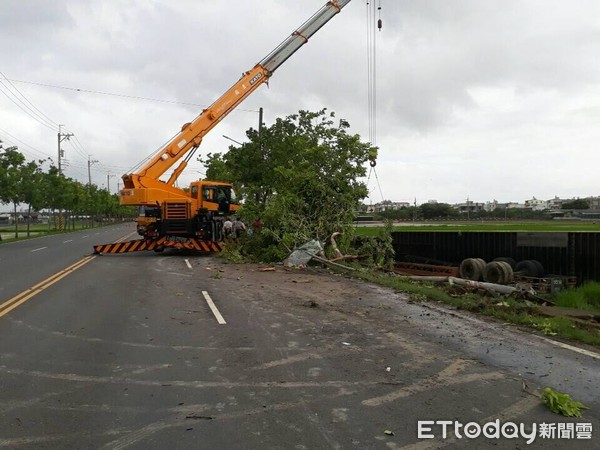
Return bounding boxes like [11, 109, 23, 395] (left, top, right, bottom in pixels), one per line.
[202, 291, 226, 325]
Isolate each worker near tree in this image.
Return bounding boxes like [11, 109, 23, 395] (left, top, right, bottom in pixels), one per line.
[232, 218, 247, 240]
[222, 217, 233, 238]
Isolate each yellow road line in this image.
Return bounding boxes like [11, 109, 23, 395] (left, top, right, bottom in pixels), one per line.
[0, 256, 96, 318]
[118, 231, 137, 242]
[0, 230, 136, 319]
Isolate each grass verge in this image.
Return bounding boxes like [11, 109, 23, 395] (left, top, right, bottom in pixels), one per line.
[0, 222, 116, 244]
[348, 269, 600, 347]
[554, 282, 600, 311]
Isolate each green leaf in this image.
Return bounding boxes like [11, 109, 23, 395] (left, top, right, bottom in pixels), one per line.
[202, 109, 374, 261]
[542, 387, 589, 417]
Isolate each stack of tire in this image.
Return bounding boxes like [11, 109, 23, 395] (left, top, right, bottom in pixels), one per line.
[459, 258, 486, 281]
[459, 257, 545, 285]
[483, 259, 515, 285]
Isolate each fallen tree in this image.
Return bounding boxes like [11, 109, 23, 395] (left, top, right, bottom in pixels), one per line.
[202, 109, 378, 262]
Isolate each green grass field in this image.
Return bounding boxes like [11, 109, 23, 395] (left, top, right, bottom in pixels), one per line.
[354, 220, 600, 236]
[349, 269, 600, 347]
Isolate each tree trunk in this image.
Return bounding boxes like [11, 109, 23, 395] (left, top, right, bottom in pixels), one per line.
[26, 204, 31, 237]
[329, 232, 343, 259]
[13, 202, 18, 239]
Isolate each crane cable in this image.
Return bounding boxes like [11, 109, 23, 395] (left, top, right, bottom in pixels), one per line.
[365, 0, 384, 202]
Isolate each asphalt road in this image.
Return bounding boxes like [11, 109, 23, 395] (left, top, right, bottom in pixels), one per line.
[0, 223, 135, 301]
[0, 223, 598, 449]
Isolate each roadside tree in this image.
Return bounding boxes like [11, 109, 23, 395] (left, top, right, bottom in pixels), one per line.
[0, 145, 26, 238]
[420, 202, 460, 220]
[19, 158, 46, 237]
[562, 199, 589, 210]
[203, 109, 376, 260]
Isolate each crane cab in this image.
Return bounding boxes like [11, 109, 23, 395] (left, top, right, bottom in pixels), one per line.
[189, 181, 240, 216]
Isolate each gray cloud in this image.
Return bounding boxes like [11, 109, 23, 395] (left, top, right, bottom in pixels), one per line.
[1, 0, 599, 203]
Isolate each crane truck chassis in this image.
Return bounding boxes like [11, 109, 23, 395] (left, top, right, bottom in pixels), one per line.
[93, 0, 352, 255]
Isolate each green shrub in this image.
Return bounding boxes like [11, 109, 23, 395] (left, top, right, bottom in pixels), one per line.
[554, 282, 600, 311]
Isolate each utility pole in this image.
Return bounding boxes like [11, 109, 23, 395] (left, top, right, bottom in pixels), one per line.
[467, 196, 471, 221]
[258, 107, 264, 135]
[57, 124, 73, 175]
[87, 155, 98, 186]
[413, 197, 417, 222]
[106, 173, 115, 193]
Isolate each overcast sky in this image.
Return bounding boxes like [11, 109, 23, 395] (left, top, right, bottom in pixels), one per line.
[1, 0, 599, 205]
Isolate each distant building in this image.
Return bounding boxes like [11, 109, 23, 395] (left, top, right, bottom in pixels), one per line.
[493, 202, 523, 210]
[453, 200, 485, 214]
[362, 194, 599, 215]
[524, 197, 548, 211]
[484, 200, 498, 212]
[547, 196, 566, 210]
[371, 200, 410, 212]
[587, 196, 600, 209]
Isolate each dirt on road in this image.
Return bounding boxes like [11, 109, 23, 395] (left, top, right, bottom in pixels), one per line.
[194, 261, 600, 446]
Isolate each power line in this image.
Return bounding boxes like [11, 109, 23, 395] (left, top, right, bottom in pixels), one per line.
[0, 73, 151, 174]
[0, 127, 112, 186]
[6, 77, 260, 113]
[0, 74, 260, 179]
[0, 74, 99, 175]
[61, 162, 88, 181]
[66, 138, 89, 161]
[0, 80, 57, 132]
[0, 126, 53, 160]
[0, 72, 59, 129]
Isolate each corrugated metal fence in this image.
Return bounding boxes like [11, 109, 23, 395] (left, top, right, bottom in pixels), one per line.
[392, 231, 600, 283]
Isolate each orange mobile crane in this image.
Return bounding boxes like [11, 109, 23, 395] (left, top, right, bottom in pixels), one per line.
[94, 0, 352, 255]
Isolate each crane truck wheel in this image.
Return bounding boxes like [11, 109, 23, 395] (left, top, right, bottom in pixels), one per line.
[153, 246, 165, 253]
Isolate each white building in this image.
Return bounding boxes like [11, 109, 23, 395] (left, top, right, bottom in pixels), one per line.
[547, 196, 566, 210]
[524, 197, 548, 211]
[484, 200, 498, 212]
[453, 200, 485, 214]
[372, 201, 410, 212]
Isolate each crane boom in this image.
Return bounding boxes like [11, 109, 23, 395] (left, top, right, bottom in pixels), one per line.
[122, 0, 351, 195]
[98, 1, 352, 255]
